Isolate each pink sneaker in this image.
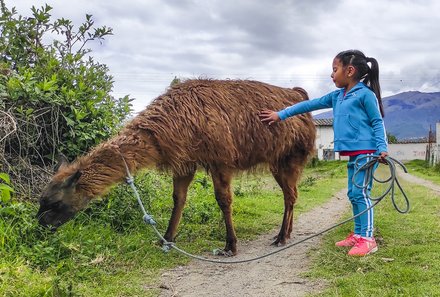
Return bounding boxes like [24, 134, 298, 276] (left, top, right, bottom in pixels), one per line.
[348, 237, 378, 256]
[335, 232, 358, 247]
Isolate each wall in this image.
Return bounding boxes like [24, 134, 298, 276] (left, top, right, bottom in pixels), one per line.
[388, 143, 428, 161]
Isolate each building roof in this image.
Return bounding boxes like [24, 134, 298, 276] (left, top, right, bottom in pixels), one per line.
[395, 137, 433, 144]
[313, 118, 333, 126]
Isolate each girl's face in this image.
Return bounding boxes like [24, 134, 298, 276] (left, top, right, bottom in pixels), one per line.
[331, 58, 354, 89]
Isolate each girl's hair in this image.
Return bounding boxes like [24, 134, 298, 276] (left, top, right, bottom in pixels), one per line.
[335, 50, 384, 117]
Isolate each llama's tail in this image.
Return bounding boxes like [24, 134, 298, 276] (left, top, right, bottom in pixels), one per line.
[292, 87, 309, 100]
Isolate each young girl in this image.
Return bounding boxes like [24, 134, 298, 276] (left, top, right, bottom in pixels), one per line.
[260, 49, 388, 256]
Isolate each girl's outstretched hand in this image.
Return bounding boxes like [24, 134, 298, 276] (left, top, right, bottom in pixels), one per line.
[259, 109, 280, 126]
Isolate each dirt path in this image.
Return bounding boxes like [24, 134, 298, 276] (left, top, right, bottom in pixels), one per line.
[159, 189, 350, 297]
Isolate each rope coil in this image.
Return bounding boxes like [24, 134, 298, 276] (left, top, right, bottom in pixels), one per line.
[120, 154, 409, 264]
[353, 155, 410, 213]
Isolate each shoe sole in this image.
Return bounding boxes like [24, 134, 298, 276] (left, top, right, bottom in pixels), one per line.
[348, 246, 378, 256]
[368, 246, 379, 254]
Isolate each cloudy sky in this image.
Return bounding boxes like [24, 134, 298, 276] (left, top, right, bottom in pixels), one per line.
[5, 0, 440, 112]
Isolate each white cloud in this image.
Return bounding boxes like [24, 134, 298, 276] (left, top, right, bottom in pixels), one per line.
[5, 0, 440, 112]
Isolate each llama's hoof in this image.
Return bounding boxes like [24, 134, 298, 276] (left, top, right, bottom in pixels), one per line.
[213, 248, 235, 257]
[271, 240, 281, 247]
[271, 237, 287, 247]
[157, 238, 173, 247]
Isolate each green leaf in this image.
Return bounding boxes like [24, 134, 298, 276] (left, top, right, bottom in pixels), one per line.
[0, 173, 11, 184]
[64, 116, 75, 127]
[26, 108, 34, 116]
[0, 184, 14, 193]
[0, 184, 14, 203]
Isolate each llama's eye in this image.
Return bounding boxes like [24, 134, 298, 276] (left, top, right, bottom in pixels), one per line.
[40, 198, 53, 208]
[51, 201, 62, 209]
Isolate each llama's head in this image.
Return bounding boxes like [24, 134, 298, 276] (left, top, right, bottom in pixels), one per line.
[37, 158, 89, 229]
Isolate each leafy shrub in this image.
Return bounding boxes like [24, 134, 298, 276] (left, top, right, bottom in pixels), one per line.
[0, 1, 132, 197]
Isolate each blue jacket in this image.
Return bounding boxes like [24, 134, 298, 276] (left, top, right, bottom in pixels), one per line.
[278, 82, 388, 153]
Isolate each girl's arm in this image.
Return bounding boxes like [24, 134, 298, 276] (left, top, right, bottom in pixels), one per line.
[363, 92, 388, 154]
[259, 90, 340, 125]
[277, 92, 335, 120]
[259, 91, 336, 125]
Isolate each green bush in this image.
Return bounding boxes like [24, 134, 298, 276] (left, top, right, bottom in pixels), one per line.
[0, 1, 133, 197]
[0, 2, 132, 163]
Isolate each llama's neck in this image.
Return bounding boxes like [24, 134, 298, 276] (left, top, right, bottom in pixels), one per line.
[76, 132, 160, 199]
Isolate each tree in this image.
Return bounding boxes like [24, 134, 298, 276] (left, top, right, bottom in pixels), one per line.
[387, 133, 398, 144]
[0, 1, 132, 196]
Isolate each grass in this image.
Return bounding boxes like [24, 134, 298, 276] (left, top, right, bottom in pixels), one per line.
[402, 159, 440, 184]
[4, 159, 438, 296]
[306, 161, 440, 296]
[0, 160, 347, 297]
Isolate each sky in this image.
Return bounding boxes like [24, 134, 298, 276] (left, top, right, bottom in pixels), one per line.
[5, 0, 440, 113]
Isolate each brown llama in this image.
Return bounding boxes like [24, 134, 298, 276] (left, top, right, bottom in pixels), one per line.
[37, 79, 316, 256]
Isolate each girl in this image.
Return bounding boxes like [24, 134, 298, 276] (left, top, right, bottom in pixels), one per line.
[259, 49, 388, 256]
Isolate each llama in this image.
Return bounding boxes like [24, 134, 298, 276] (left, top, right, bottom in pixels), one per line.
[37, 79, 316, 256]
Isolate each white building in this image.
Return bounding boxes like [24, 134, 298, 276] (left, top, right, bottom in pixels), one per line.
[313, 119, 341, 160]
[313, 119, 439, 162]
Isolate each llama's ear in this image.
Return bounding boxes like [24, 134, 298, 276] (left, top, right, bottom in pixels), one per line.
[54, 154, 69, 172]
[62, 170, 82, 188]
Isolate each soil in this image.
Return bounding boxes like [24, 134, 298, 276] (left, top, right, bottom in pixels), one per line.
[158, 170, 439, 297]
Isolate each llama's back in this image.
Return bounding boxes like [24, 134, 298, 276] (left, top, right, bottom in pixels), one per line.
[129, 79, 316, 174]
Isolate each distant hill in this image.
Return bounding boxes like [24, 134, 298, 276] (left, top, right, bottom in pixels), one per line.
[313, 91, 440, 140]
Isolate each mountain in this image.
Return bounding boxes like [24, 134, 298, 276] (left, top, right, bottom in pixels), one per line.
[313, 91, 440, 140]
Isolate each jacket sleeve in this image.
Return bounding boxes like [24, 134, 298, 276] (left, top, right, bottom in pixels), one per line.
[363, 92, 388, 153]
[277, 91, 335, 120]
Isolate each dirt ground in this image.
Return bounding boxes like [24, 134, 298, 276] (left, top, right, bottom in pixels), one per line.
[159, 188, 350, 297]
[157, 169, 440, 297]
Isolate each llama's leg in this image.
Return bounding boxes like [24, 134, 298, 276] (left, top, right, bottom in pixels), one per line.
[271, 162, 303, 246]
[211, 168, 237, 256]
[163, 172, 195, 243]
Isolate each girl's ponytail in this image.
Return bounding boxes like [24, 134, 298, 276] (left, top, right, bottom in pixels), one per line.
[365, 57, 384, 117]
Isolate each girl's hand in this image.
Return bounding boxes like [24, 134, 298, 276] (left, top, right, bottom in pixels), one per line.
[259, 109, 280, 126]
[378, 151, 388, 163]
